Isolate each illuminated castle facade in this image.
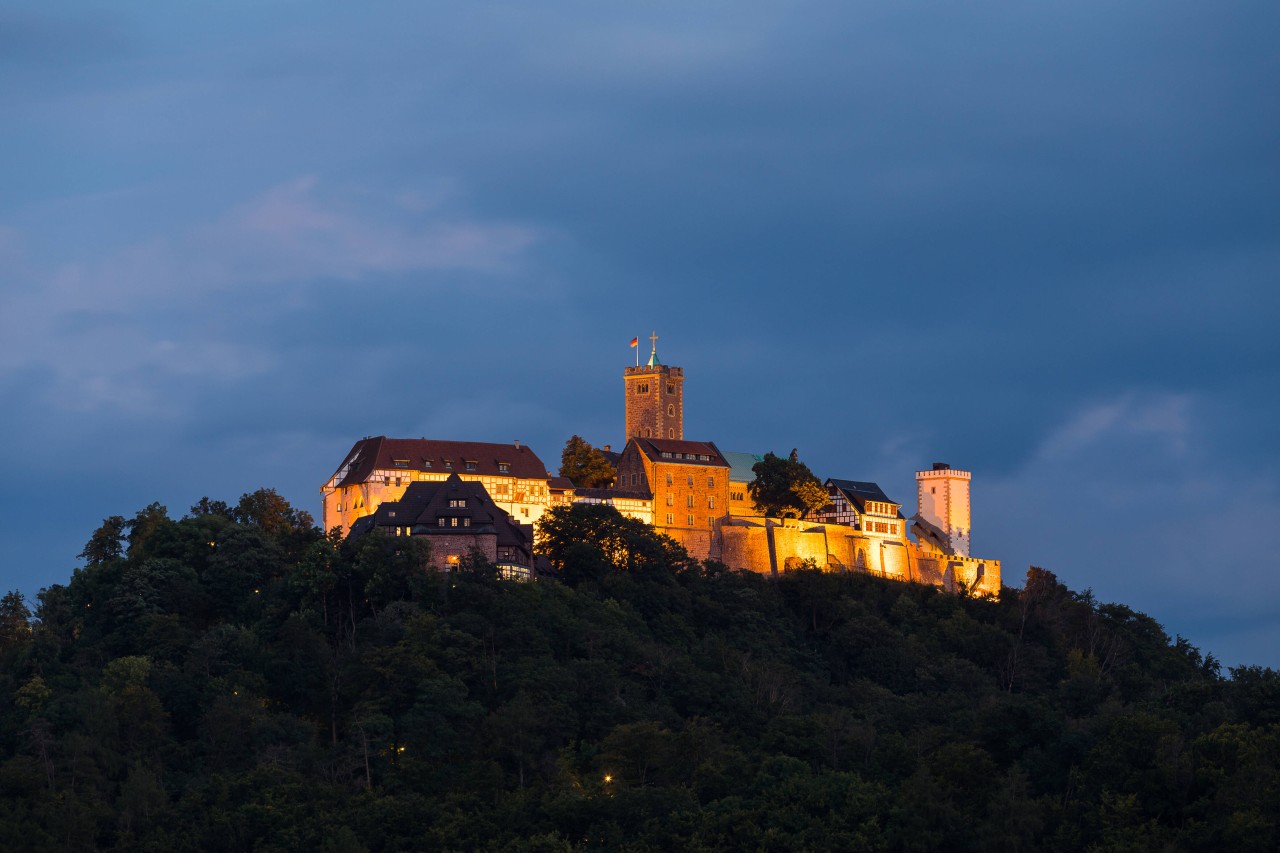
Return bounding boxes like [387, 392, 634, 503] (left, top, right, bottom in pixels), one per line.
[321, 336, 1001, 595]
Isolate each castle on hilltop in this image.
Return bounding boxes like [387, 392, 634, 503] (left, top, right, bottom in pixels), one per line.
[321, 335, 1001, 593]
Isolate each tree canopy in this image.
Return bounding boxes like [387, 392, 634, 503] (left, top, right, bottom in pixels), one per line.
[748, 450, 830, 519]
[558, 435, 616, 488]
[1, 491, 1277, 851]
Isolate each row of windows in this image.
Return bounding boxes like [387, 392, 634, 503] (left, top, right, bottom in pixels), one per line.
[869, 521, 898, 535]
[659, 451, 711, 462]
[633, 383, 678, 395]
[438, 517, 472, 528]
[640, 427, 677, 439]
[390, 458, 512, 474]
[730, 491, 745, 501]
[665, 494, 717, 509]
[662, 473, 716, 487]
[662, 514, 716, 528]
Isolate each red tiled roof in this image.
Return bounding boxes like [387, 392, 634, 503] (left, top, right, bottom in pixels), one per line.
[327, 436, 548, 487]
[630, 437, 729, 468]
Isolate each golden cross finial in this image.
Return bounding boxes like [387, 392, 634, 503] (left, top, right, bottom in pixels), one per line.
[650, 330, 659, 354]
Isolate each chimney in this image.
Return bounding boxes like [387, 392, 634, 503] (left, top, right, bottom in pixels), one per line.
[514, 439, 521, 450]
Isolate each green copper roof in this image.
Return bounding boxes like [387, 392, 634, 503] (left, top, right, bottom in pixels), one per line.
[646, 349, 662, 367]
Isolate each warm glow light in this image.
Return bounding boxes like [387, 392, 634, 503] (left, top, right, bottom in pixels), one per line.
[397, 746, 406, 753]
[603, 774, 613, 783]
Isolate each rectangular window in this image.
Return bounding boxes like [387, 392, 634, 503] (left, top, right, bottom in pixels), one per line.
[687, 514, 694, 526]
[687, 475, 693, 486]
[631, 473, 638, 486]
[444, 461, 453, 469]
[708, 497, 715, 509]
[708, 476, 715, 488]
[666, 494, 673, 506]
[666, 473, 672, 486]
[666, 384, 674, 394]
[388, 511, 396, 518]
[661, 452, 672, 458]
[708, 517, 714, 528]
[463, 518, 471, 527]
[423, 459, 432, 468]
[438, 517, 447, 527]
[465, 461, 477, 471]
[496, 484, 509, 495]
[449, 499, 466, 507]
[499, 462, 510, 473]
[637, 383, 649, 394]
[665, 513, 673, 525]
[686, 494, 694, 507]
[393, 459, 409, 468]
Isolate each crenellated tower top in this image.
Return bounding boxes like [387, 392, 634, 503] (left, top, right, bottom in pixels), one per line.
[624, 332, 684, 440]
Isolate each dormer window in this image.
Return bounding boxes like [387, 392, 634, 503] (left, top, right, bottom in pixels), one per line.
[392, 459, 410, 468]
[465, 460, 477, 471]
[444, 460, 453, 469]
[423, 459, 432, 468]
[498, 462, 510, 473]
[661, 452, 672, 458]
[449, 499, 466, 508]
[438, 516, 448, 527]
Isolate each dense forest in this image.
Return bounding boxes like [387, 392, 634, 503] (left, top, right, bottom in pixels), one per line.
[1, 491, 1277, 852]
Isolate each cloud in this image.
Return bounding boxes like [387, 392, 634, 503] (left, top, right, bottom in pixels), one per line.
[0, 178, 542, 413]
[983, 390, 1280, 666]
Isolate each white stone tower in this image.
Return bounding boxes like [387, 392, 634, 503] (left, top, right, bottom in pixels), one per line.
[916, 462, 971, 557]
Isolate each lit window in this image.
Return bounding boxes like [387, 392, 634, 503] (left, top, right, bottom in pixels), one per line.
[666, 494, 673, 506]
[708, 497, 715, 509]
[438, 517, 448, 527]
[447, 554, 460, 566]
[499, 463, 510, 473]
[393, 459, 409, 468]
[463, 518, 471, 527]
[449, 499, 466, 508]
[661, 452, 672, 458]
[451, 517, 459, 527]
[389, 511, 396, 518]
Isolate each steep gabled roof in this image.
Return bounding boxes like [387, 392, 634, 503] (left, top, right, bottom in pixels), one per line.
[364, 474, 531, 549]
[629, 438, 729, 468]
[326, 436, 547, 487]
[826, 478, 904, 517]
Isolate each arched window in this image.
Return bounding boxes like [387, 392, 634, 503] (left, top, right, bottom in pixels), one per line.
[668, 428, 674, 438]
[667, 404, 674, 416]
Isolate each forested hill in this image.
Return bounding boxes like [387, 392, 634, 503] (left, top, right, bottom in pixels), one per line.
[1, 494, 1278, 852]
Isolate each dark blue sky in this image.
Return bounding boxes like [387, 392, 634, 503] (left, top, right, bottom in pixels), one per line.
[2, 1, 1277, 667]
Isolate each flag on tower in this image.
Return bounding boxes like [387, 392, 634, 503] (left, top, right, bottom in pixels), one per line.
[629, 337, 639, 347]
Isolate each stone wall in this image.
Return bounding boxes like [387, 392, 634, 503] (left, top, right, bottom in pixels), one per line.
[717, 516, 1001, 596]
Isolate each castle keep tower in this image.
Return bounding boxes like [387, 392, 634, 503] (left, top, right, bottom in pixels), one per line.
[624, 332, 684, 440]
[916, 462, 971, 557]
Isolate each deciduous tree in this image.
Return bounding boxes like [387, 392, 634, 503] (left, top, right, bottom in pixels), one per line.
[558, 435, 616, 488]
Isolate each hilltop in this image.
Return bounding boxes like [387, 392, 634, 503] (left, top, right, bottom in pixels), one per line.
[1, 493, 1277, 851]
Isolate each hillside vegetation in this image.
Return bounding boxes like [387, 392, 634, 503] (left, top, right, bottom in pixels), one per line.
[1, 494, 1277, 851]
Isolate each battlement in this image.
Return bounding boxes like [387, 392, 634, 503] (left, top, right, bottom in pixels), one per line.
[917, 467, 971, 480]
[625, 365, 682, 376]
